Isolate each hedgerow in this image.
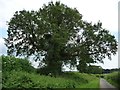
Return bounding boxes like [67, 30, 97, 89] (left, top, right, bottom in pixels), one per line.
[105, 71, 120, 88]
[2, 55, 99, 88]
[1, 55, 35, 73]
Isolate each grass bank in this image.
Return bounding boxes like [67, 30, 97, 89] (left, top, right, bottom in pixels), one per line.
[104, 71, 120, 88]
[3, 71, 100, 88]
[2, 55, 100, 88]
[79, 78, 99, 88]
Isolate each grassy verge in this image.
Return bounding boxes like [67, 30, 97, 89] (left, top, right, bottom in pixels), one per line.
[104, 72, 120, 88]
[2, 55, 100, 88]
[79, 78, 99, 88]
[61, 72, 100, 88]
[3, 71, 76, 88]
[3, 71, 100, 88]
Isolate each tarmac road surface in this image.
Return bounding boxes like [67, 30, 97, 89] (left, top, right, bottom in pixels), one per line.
[100, 78, 118, 90]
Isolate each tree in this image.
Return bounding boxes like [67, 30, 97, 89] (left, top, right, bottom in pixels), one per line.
[87, 65, 103, 74]
[4, 1, 118, 74]
[77, 60, 88, 73]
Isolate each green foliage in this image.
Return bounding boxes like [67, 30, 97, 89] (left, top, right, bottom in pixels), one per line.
[77, 60, 88, 73]
[2, 56, 99, 88]
[3, 71, 74, 88]
[1, 55, 35, 73]
[57, 72, 100, 88]
[4, 1, 118, 74]
[87, 65, 103, 74]
[77, 64, 103, 74]
[0, 70, 1, 89]
[2, 71, 99, 88]
[79, 78, 99, 88]
[105, 72, 120, 88]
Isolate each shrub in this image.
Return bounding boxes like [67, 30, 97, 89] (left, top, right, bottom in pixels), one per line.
[105, 72, 120, 88]
[2, 71, 76, 88]
[1, 55, 100, 88]
[1, 55, 35, 73]
[2, 71, 100, 88]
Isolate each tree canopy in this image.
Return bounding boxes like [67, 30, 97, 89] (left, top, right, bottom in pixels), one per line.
[5, 1, 118, 74]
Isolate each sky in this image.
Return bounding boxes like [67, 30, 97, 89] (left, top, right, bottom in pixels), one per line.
[0, 0, 119, 69]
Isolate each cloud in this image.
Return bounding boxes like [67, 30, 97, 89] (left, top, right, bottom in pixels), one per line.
[96, 52, 118, 69]
[0, 0, 118, 32]
[60, 0, 118, 32]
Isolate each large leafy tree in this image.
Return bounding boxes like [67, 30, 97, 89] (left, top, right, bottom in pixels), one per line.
[5, 1, 117, 74]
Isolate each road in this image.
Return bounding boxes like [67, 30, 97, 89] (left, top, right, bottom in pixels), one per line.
[100, 78, 118, 90]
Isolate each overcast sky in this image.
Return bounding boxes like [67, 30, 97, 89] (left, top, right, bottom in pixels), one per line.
[0, 0, 119, 69]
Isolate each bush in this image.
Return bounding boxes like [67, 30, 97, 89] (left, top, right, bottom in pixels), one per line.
[2, 71, 100, 88]
[2, 71, 76, 88]
[1, 55, 100, 88]
[105, 72, 120, 88]
[1, 55, 35, 73]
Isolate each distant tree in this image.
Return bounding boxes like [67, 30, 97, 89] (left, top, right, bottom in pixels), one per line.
[110, 68, 120, 73]
[103, 69, 111, 74]
[4, 1, 118, 74]
[87, 65, 103, 74]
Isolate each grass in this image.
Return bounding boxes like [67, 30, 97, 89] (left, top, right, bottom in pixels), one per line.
[57, 72, 100, 88]
[2, 55, 100, 88]
[104, 71, 120, 88]
[3, 71, 100, 88]
[79, 78, 99, 88]
[3, 71, 75, 88]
